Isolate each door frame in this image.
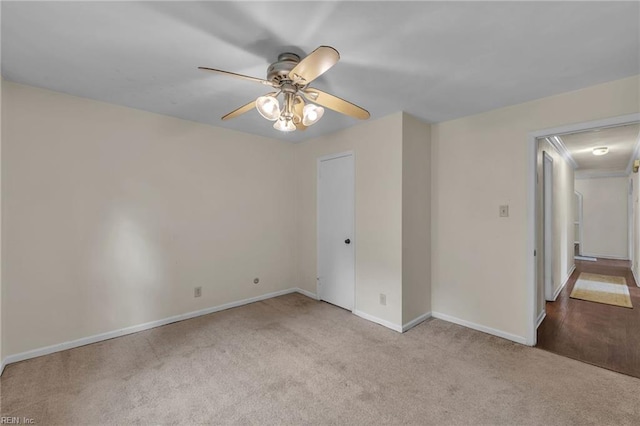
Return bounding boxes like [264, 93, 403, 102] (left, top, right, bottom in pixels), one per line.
[527, 113, 640, 346]
[542, 151, 554, 301]
[575, 191, 583, 256]
[316, 150, 356, 312]
[629, 179, 634, 268]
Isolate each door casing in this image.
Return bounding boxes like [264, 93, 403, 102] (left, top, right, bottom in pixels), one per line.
[543, 151, 554, 301]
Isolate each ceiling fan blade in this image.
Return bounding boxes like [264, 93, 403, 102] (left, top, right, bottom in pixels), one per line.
[221, 92, 277, 120]
[288, 46, 340, 85]
[198, 67, 275, 87]
[303, 88, 370, 120]
[221, 100, 256, 121]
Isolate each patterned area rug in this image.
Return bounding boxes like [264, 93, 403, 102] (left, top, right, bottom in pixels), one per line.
[570, 273, 632, 308]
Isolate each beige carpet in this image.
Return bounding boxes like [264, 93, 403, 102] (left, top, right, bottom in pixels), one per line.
[2, 293, 639, 425]
[570, 272, 632, 308]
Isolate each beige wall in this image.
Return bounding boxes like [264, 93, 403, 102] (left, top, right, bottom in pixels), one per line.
[575, 177, 629, 259]
[401, 114, 431, 324]
[294, 111, 431, 329]
[431, 75, 639, 341]
[294, 112, 404, 326]
[2, 85, 425, 360]
[3, 74, 639, 361]
[536, 139, 575, 318]
[2, 81, 297, 356]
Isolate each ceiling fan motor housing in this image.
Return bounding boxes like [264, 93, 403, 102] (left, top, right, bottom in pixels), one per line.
[267, 53, 301, 84]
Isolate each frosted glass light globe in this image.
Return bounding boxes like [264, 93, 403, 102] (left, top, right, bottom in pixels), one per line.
[256, 96, 280, 121]
[273, 117, 296, 132]
[302, 104, 324, 126]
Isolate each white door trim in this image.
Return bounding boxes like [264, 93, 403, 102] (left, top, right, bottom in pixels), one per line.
[629, 178, 634, 268]
[575, 191, 583, 256]
[527, 113, 640, 346]
[543, 151, 554, 301]
[316, 150, 356, 312]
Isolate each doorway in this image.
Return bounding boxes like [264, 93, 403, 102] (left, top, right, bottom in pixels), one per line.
[317, 152, 355, 311]
[574, 191, 583, 257]
[529, 113, 640, 345]
[530, 115, 640, 378]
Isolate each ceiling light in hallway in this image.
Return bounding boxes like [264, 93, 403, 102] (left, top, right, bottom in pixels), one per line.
[592, 147, 609, 156]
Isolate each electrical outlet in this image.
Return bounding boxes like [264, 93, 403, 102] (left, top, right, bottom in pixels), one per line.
[499, 205, 509, 217]
[379, 293, 386, 306]
[194, 287, 202, 298]
[253, 278, 260, 284]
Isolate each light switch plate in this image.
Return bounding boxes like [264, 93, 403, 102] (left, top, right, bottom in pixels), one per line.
[499, 205, 509, 217]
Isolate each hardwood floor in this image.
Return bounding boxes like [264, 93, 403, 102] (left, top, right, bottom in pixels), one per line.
[537, 258, 640, 378]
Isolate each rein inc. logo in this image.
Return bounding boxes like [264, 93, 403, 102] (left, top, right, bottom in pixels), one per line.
[0, 418, 35, 424]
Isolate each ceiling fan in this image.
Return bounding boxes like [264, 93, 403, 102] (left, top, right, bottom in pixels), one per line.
[198, 46, 370, 132]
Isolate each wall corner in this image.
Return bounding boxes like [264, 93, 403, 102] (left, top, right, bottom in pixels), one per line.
[401, 113, 432, 324]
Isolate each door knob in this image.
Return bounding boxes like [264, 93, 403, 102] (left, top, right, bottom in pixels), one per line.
[345, 239, 351, 244]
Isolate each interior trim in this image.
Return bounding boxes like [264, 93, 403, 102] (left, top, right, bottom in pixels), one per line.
[536, 311, 546, 329]
[0, 287, 318, 375]
[546, 136, 578, 169]
[402, 312, 432, 332]
[353, 310, 403, 333]
[432, 311, 528, 345]
[575, 171, 629, 179]
[552, 264, 576, 301]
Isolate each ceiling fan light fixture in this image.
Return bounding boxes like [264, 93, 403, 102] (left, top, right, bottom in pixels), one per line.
[201, 45, 370, 132]
[592, 146, 609, 156]
[256, 95, 281, 121]
[302, 103, 324, 126]
[273, 117, 296, 132]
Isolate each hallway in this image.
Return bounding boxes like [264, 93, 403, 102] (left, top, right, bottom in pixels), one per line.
[537, 258, 640, 378]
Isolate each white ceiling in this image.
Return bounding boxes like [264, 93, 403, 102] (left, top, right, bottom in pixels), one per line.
[2, 1, 639, 142]
[560, 123, 640, 176]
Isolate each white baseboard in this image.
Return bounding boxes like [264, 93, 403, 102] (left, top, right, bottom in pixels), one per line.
[581, 253, 629, 261]
[402, 312, 432, 332]
[552, 264, 575, 301]
[574, 255, 597, 262]
[295, 287, 319, 300]
[536, 310, 546, 329]
[633, 269, 640, 288]
[0, 287, 315, 374]
[431, 311, 527, 345]
[353, 310, 402, 333]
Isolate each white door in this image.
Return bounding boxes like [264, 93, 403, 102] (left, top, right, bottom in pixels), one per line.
[543, 152, 554, 301]
[318, 153, 355, 311]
